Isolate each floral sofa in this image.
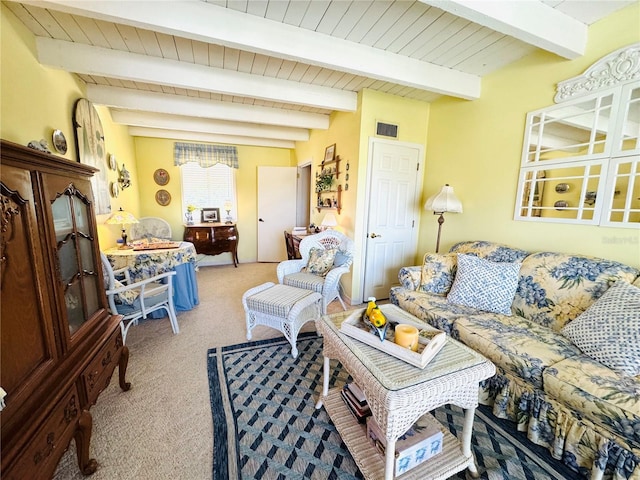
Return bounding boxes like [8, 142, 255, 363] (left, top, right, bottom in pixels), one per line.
[389, 241, 640, 480]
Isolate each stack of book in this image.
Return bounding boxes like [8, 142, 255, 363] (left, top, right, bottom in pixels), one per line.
[340, 382, 371, 424]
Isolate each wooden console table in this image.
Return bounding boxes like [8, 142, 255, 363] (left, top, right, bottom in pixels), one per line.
[183, 223, 239, 267]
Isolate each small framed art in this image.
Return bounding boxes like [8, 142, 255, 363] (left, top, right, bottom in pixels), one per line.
[201, 208, 220, 223]
[324, 144, 336, 163]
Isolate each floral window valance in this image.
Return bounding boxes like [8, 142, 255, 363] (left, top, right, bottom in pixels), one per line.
[173, 142, 239, 169]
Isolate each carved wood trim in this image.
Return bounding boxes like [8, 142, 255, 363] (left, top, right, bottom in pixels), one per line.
[1, 183, 27, 289]
[555, 42, 640, 103]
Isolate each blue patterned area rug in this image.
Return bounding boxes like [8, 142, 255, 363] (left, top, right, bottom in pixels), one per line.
[208, 334, 575, 480]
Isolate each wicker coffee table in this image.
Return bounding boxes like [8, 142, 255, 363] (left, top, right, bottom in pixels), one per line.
[315, 305, 495, 480]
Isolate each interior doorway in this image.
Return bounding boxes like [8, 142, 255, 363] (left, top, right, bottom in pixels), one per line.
[296, 164, 311, 228]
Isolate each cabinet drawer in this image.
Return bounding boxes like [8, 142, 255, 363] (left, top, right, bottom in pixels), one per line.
[81, 329, 123, 407]
[3, 386, 81, 480]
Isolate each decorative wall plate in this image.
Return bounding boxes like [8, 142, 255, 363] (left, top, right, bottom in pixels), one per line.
[554, 200, 569, 210]
[109, 154, 117, 171]
[153, 168, 170, 186]
[155, 189, 171, 206]
[555, 183, 570, 193]
[110, 181, 119, 198]
[52, 129, 67, 154]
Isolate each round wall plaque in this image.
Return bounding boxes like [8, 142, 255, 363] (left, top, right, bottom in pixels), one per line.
[155, 189, 171, 206]
[154, 168, 170, 186]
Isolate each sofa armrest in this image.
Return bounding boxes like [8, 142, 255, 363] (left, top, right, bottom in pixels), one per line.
[398, 266, 422, 290]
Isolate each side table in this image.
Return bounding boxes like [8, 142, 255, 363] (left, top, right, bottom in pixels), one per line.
[315, 305, 496, 480]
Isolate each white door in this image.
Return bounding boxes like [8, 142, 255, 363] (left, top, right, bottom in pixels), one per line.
[363, 139, 423, 300]
[257, 166, 297, 262]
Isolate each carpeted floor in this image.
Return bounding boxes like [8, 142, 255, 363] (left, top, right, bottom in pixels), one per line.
[208, 334, 576, 480]
[53, 262, 574, 480]
[53, 262, 333, 480]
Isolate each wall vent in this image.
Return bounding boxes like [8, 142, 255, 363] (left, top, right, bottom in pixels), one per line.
[376, 121, 398, 138]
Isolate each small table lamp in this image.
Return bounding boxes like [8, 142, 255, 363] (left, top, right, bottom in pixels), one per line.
[223, 201, 233, 224]
[105, 207, 139, 248]
[424, 184, 462, 253]
[321, 212, 338, 230]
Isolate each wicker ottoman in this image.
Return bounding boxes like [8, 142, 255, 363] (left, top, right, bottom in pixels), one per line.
[242, 282, 322, 358]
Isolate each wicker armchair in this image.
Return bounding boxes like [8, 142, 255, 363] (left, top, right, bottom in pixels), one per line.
[277, 230, 354, 314]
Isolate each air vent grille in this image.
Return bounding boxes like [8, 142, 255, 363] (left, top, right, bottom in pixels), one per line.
[376, 122, 398, 138]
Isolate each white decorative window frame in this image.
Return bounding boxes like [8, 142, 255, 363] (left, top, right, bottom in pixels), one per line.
[515, 43, 640, 229]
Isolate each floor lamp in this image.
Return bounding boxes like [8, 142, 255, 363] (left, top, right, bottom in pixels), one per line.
[424, 184, 463, 253]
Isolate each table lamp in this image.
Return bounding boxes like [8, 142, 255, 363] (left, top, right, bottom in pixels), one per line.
[321, 212, 338, 230]
[105, 207, 139, 248]
[223, 201, 233, 224]
[424, 184, 462, 253]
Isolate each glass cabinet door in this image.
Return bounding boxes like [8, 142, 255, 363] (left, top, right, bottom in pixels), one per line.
[50, 182, 100, 334]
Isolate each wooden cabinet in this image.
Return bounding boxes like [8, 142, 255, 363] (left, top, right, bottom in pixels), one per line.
[183, 223, 239, 267]
[0, 140, 130, 479]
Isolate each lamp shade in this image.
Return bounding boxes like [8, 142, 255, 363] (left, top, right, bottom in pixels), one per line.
[105, 208, 139, 225]
[424, 184, 463, 214]
[321, 212, 338, 228]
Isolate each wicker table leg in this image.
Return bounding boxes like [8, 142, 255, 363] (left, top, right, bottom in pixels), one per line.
[462, 407, 480, 478]
[315, 356, 331, 409]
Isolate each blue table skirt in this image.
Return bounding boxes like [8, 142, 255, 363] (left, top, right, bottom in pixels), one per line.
[149, 262, 199, 318]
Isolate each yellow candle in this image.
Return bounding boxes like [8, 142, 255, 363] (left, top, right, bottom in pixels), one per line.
[394, 324, 419, 352]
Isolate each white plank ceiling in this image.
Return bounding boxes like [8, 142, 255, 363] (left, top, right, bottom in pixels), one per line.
[6, 0, 635, 148]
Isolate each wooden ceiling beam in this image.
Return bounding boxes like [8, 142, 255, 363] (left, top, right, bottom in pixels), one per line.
[24, 0, 480, 99]
[36, 37, 357, 111]
[127, 126, 295, 149]
[110, 109, 310, 142]
[86, 85, 329, 130]
[426, 0, 587, 59]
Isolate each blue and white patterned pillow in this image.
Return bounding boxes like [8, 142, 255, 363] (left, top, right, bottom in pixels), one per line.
[562, 280, 640, 376]
[446, 254, 521, 315]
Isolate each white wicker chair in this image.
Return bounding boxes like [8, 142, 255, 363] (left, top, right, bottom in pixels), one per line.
[129, 217, 172, 241]
[276, 230, 354, 314]
[101, 252, 179, 343]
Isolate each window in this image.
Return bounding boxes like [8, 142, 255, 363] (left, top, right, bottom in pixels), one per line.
[181, 163, 236, 222]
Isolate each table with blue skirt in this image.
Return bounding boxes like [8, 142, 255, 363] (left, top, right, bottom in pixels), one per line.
[104, 241, 199, 315]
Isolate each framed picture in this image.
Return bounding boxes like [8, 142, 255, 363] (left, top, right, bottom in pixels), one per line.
[324, 144, 336, 163]
[201, 208, 220, 223]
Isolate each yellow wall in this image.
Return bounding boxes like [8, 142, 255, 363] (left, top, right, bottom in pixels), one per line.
[133, 137, 294, 263]
[295, 89, 430, 302]
[1, 4, 139, 250]
[422, 3, 640, 267]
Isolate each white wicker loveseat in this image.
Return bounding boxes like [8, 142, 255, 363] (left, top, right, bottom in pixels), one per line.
[390, 241, 640, 480]
[277, 230, 354, 314]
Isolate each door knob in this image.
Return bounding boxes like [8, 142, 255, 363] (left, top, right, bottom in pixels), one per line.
[370, 233, 381, 238]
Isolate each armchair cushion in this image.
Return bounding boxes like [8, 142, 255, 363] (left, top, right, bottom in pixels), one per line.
[447, 254, 521, 315]
[418, 253, 457, 295]
[113, 279, 140, 306]
[306, 247, 337, 276]
[561, 280, 640, 376]
[333, 249, 352, 268]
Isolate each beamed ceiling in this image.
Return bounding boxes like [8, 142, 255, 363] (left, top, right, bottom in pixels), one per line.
[6, 0, 635, 148]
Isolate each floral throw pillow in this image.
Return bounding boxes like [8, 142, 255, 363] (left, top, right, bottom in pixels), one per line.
[562, 280, 640, 376]
[418, 253, 457, 295]
[306, 247, 337, 276]
[447, 254, 521, 315]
